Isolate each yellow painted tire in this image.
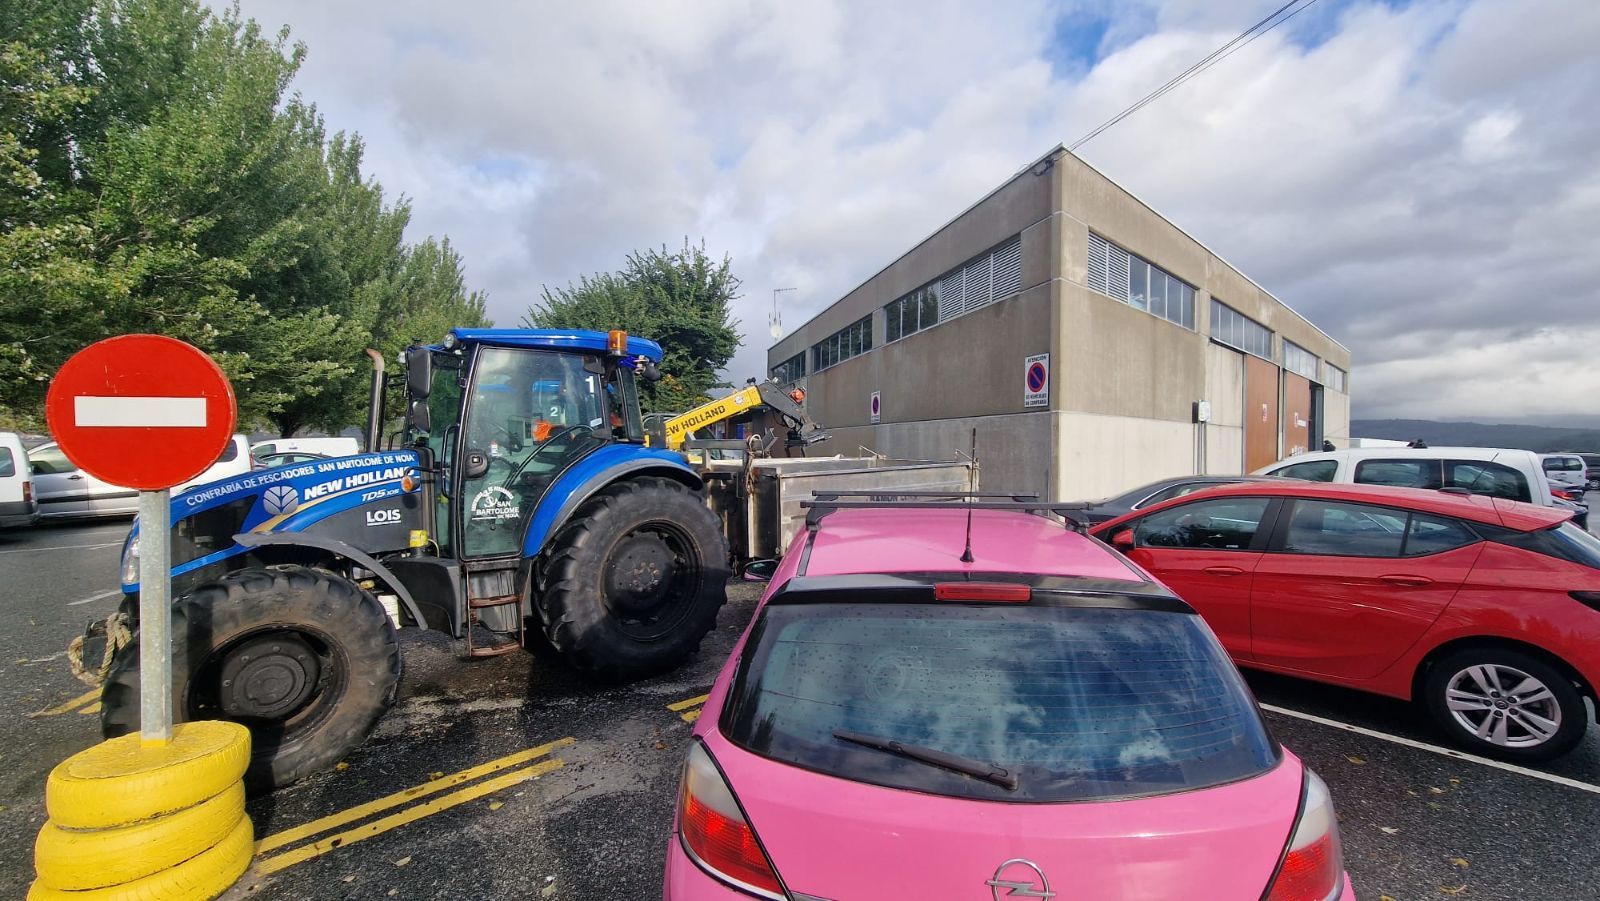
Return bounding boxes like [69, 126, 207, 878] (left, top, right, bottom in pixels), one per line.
[28, 813, 252, 901]
[35, 782, 246, 890]
[46, 721, 250, 830]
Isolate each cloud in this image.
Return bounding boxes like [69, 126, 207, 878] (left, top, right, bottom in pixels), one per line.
[234, 0, 1600, 420]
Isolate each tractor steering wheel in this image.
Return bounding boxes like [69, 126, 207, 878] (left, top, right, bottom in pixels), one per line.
[500, 426, 592, 489]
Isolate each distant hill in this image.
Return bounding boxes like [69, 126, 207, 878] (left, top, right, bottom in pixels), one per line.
[1352, 419, 1600, 454]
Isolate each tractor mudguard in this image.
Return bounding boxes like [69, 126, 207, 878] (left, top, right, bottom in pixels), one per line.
[232, 532, 430, 631]
[521, 444, 702, 560]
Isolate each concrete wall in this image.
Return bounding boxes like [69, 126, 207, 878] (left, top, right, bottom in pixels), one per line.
[1056, 412, 1197, 501]
[1323, 387, 1351, 446]
[814, 283, 1053, 429]
[1203, 344, 1246, 473]
[815, 411, 1054, 497]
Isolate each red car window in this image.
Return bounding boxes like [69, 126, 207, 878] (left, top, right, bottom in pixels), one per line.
[1134, 497, 1271, 551]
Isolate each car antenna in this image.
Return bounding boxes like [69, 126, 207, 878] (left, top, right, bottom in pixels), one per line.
[961, 428, 977, 564]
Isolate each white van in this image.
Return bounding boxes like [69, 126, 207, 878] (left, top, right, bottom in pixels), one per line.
[32, 434, 251, 520]
[0, 433, 38, 528]
[250, 437, 360, 460]
[1540, 453, 1588, 492]
[1256, 446, 1557, 508]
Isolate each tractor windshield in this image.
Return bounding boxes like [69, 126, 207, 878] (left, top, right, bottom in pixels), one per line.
[458, 346, 637, 557]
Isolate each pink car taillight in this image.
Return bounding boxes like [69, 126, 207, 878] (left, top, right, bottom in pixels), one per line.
[679, 742, 784, 899]
[1265, 769, 1344, 901]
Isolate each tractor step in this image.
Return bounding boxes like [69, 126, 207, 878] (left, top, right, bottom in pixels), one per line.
[464, 594, 524, 659]
[469, 594, 520, 609]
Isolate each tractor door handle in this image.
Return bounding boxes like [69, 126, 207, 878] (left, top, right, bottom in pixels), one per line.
[1380, 574, 1432, 587]
[1203, 565, 1246, 577]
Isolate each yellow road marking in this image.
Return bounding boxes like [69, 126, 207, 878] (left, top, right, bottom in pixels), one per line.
[254, 736, 574, 855]
[255, 758, 563, 875]
[666, 693, 709, 712]
[29, 688, 100, 718]
[680, 708, 702, 724]
[78, 701, 101, 715]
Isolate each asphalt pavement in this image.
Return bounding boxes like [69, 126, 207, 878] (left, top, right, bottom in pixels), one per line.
[2, 516, 1599, 900]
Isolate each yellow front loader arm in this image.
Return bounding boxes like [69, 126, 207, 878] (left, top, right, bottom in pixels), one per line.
[661, 379, 825, 451]
[662, 385, 764, 450]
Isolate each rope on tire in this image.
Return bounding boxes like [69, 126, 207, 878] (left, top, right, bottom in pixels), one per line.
[67, 612, 134, 688]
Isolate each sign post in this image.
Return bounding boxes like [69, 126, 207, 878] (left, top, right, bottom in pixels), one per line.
[137, 491, 172, 741]
[45, 335, 237, 744]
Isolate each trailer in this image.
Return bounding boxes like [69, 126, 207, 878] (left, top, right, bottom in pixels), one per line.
[697, 453, 977, 563]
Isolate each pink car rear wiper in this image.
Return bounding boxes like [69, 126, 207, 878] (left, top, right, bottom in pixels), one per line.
[833, 729, 1019, 791]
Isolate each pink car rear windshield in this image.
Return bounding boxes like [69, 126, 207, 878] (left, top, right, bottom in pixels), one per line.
[721, 602, 1277, 802]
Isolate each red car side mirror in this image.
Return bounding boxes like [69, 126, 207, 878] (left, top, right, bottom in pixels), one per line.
[1110, 528, 1135, 551]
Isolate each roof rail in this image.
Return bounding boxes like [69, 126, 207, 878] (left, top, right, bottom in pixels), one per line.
[801, 493, 1089, 534]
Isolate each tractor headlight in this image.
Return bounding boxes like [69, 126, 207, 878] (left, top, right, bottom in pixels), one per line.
[120, 534, 139, 586]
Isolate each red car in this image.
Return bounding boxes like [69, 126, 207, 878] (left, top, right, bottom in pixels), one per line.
[1090, 481, 1600, 762]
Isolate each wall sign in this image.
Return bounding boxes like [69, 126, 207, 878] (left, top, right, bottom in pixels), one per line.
[1023, 354, 1049, 409]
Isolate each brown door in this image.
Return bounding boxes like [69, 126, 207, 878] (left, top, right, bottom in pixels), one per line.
[1244, 355, 1279, 472]
[1282, 373, 1312, 457]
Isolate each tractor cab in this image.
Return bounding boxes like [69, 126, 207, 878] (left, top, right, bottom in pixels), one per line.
[401, 328, 655, 560]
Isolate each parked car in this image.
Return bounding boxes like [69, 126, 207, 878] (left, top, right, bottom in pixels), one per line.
[1257, 446, 1556, 509]
[1541, 453, 1588, 494]
[665, 497, 1352, 900]
[1574, 452, 1600, 490]
[1552, 494, 1590, 531]
[1090, 480, 1600, 762]
[31, 434, 251, 520]
[1067, 474, 1287, 525]
[248, 436, 360, 459]
[0, 433, 38, 528]
[251, 451, 328, 469]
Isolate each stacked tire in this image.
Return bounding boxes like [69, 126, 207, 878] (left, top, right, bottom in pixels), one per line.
[31, 721, 253, 900]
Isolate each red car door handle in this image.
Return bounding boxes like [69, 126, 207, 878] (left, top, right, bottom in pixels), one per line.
[1203, 565, 1246, 577]
[1380, 574, 1432, 587]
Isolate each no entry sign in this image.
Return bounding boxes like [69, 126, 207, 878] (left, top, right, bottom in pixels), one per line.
[45, 335, 237, 490]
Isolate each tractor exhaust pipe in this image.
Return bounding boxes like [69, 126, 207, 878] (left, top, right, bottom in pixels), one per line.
[365, 348, 385, 453]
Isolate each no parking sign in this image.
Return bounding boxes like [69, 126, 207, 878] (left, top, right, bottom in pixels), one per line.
[1023, 353, 1049, 408]
[870, 391, 881, 424]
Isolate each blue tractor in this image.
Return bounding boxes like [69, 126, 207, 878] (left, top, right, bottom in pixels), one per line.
[100, 328, 729, 790]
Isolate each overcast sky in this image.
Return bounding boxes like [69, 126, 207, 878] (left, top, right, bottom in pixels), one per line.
[231, 0, 1600, 422]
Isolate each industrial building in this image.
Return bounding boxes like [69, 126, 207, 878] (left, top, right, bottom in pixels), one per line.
[766, 145, 1351, 500]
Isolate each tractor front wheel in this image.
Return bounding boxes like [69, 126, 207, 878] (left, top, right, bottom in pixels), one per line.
[538, 477, 729, 681]
[101, 566, 402, 792]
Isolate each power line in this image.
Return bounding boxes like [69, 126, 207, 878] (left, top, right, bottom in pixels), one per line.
[1068, 0, 1326, 152]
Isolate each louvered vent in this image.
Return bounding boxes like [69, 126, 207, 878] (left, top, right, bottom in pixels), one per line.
[992, 238, 1022, 299]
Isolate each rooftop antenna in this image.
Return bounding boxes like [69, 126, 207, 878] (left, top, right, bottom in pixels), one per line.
[769, 287, 795, 340]
[961, 428, 977, 564]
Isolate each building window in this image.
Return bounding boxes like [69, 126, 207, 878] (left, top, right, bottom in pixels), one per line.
[883, 235, 1023, 344]
[810, 315, 873, 372]
[1210, 299, 1273, 360]
[1284, 341, 1319, 381]
[1326, 364, 1348, 394]
[1085, 233, 1195, 329]
[771, 352, 805, 385]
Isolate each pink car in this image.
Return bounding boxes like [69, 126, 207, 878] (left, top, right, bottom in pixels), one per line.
[664, 497, 1354, 900]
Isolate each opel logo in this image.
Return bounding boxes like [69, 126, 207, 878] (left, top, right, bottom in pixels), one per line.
[986, 858, 1055, 900]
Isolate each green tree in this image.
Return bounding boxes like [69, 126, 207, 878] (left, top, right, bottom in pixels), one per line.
[524, 240, 741, 412]
[0, 0, 491, 436]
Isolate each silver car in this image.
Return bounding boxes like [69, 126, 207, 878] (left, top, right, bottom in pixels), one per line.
[30, 435, 251, 520]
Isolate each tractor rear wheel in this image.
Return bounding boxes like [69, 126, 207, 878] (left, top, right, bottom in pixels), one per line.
[101, 566, 402, 792]
[537, 477, 729, 681]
